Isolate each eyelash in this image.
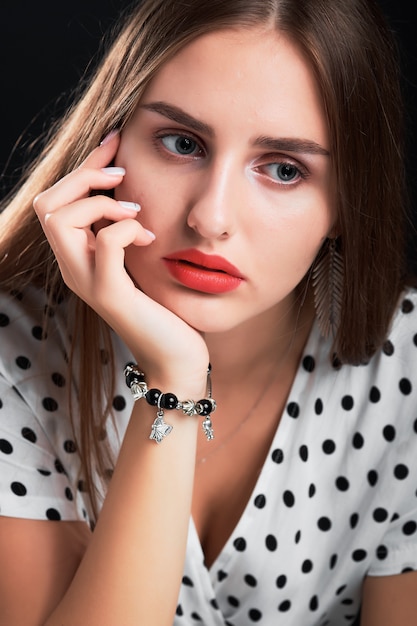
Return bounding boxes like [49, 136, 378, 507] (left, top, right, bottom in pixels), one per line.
[152, 131, 309, 186]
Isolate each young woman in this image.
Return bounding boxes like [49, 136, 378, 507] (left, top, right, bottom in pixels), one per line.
[0, 0, 416, 624]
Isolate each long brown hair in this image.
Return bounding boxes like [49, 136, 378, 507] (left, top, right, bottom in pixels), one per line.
[0, 0, 408, 517]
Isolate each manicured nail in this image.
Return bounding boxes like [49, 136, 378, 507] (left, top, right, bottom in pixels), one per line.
[100, 129, 119, 146]
[101, 167, 126, 176]
[118, 201, 141, 212]
[144, 228, 156, 240]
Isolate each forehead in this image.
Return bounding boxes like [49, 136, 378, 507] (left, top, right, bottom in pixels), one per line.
[140, 26, 328, 147]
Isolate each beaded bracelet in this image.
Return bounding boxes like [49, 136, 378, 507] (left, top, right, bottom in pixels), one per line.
[124, 363, 216, 444]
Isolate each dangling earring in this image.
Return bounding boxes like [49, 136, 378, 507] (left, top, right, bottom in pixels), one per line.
[312, 237, 344, 338]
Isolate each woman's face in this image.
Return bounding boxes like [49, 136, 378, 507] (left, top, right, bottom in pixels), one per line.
[115, 27, 335, 333]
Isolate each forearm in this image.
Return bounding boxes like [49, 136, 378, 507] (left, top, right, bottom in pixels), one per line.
[46, 399, 199, 625]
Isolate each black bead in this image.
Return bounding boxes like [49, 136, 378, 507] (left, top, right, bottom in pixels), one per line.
[126, 371, 141, 387]
[145, 388, 161, 406]
[198, 399, 213, 416]
[161, 392, 178, 410]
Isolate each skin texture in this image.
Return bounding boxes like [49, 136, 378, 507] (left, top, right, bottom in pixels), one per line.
[0, 26, 416, 626]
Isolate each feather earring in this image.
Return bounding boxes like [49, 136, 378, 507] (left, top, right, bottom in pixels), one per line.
[312, 238, 344, 339]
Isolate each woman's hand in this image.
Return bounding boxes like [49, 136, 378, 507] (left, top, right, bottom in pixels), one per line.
[33, 131, 209, 390]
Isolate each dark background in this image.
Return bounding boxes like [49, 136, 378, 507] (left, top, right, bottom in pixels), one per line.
[1, 1, 416, 267]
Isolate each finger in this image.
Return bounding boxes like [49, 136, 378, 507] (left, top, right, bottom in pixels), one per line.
[43, 195, 141, 233]
[33, 131, 123, 217]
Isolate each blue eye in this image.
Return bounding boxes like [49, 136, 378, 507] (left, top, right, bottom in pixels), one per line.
[264, 162, 299, 183]
[161, 134, 201, 156]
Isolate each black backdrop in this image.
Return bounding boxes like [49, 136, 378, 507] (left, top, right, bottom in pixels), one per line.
[1, 1, 416, 267]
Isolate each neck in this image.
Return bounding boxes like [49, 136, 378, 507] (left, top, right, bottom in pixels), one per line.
[205, 290, 315, 388]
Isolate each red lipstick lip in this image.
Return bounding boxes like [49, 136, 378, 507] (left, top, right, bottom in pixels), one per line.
[164, 249, 244, 278]
[163, 249, 244, 294]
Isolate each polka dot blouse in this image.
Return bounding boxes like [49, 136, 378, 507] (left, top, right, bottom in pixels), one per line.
[1, 286, 417, 625]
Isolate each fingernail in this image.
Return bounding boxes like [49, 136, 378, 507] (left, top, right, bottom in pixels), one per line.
[144, 228, 156, 240]
[118, 201, 141, 212]
[101, 167, 126, 176]
[100, 129, 119, 146]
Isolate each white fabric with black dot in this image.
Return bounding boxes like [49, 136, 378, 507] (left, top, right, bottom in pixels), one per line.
[1, 286, 417, 625]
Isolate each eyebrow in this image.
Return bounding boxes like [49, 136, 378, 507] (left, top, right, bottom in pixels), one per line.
[140, 101, 330, 156]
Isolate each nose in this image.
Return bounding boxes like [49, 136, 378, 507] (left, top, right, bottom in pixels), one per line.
[186, 158, 241, 240]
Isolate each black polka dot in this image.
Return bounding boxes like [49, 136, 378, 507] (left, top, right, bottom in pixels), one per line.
[37, 468, 51, 476]
[21, 427, 37, 443]
[329, 554, 338, 569]
[309, 595, 319, 611]
[373, 508, 389, 523]
[352, 432, 364, 449]
[113, 395, 127, 411]
[43, 397, 58, 412]
[271, 449, 284, 464]
[244, 574, 257, 587]
[294, 530, 301, 544]
[283, 490, 295, 507]
[302, 355, 316, 372]
[276, 575, 287, 588]
[265, 534, 278, 551]
[382, 425, 396, 442]
[399, 378, 412, 395]
[335, 476, 349, 491]
[0, 439, 13, 454]
[367, 470, 378, 486]
[32, 325, 47, 340]
[0, 313, 10, 326]
[16, 356, 31, 370]
[382, 340, 394, 356]
[218, 570, 228, 582]
[210, 598, 219, 609]
[308, 483, 316, 498]
[322, 439, 336, 454]
[254, 494, 266, 509]
[401, 298, 414, 313]
[302, 559, 313, 573]
[287, 402, 300, 418]
[52, 372, 66, 387]
[336, 585, 346, 596]
[394, 464, 409, 480]
[350, 513, 359, 529]
[46, 508, 61, 520]
[64, 440, 77, 453]
[314, 398, 323, 415]
[233, 537, 247, 552]
[352, 549, 367, 562]
[318, 516, 332, 531]
[248, 608, 262, 621]
[78, 480, 87, 492]
[65, 487, 74, 501]
[55, 459, 66, 473]
[402, 521, 417, 536]
[299, 445, 309, 462]
[228, 595, 240, 607]
[191, 607, 203, 618]
[376, 545, 388, 560]
[182, 575, 194, 586]
[332, 354, 342, 369]
[176, 605, 183, 616]
[369, 386, 381, 403]
[278, 600, 291, 612]
[11, 481, 27, 496]
[341, 395, 354, 411]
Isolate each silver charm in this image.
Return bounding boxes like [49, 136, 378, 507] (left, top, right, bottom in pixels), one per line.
[202, 416, 214, 441]
[130, 381, 147, 401]
[149, 411, 173, 444]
